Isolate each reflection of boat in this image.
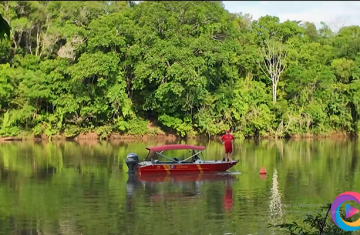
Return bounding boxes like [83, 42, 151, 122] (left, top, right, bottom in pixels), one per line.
[151, 192, 200, 202]
[138, 172, 237, 183]
[125, 144, 238, 174]
[126, 174, 141, 196]
[124, 162, 238, 211]
[138, 173, 237, 203]
[224, 181, 234, 212]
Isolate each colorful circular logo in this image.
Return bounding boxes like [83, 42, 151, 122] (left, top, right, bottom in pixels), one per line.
[331, 191, 360, 231]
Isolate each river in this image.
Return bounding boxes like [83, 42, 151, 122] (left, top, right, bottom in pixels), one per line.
[0, 139, 359, 235]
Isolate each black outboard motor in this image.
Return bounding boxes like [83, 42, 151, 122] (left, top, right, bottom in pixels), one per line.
[126, 153, 139, 174]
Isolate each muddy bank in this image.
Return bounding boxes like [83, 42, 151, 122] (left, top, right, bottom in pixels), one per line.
[0, 132, 180, 143]
[285, 132, 354, 139]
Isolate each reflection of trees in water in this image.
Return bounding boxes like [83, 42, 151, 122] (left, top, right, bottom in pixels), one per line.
[205, 184, 224, 220]
[0, 140, 360, 234]
[0, 164, 10, 181]
[142, 181, 200, 200]
[269, 169, 283, 222]
[32, 166, 57, 181]
[143, 182, 159, 199]
[0, 216, 81, 235]
[58, 218, 80, 235]
[176, 181, 201, 196]
[274, 139, 284, 159]
[349, 141, 359, 189]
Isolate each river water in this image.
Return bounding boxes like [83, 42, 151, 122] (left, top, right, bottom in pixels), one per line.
[0, 139, 359, 235]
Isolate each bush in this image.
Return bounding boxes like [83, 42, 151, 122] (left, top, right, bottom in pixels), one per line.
[268, 204, 353, 235]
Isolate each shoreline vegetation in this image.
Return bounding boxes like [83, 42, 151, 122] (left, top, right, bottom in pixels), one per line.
[1, 1, 360, 142]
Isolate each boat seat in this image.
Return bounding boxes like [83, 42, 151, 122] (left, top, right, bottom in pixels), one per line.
[151, 158, 158, 164]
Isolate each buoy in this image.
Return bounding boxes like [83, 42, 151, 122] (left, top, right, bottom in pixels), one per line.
[259, 174, 266, 180]
[259, 166, 267, 174]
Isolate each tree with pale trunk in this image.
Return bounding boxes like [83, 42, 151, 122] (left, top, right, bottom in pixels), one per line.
[258, 39, 288, 104]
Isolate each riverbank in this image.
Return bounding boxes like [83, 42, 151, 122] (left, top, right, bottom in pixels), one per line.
[0, 131, 355, 143]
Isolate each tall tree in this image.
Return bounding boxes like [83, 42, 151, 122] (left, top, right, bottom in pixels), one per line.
[258, 39, 288, 104]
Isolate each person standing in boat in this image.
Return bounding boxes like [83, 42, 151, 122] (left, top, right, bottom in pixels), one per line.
[220, 130, 235, 162]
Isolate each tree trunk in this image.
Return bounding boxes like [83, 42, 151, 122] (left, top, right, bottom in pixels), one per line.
[27, 28, 33, 54]
[272, 83, 277, 104]
[36, 27, 40, 56]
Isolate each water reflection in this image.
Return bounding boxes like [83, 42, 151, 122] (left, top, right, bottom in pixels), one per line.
[126, 173, 237, 206]
[269, 169, 283, 224]
[125, 175, 141, 212]
[0, 139, 360, 235]
[223, 179, 234, 212]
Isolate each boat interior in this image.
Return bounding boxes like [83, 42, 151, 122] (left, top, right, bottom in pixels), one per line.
[143, 149, 202, 163]
[147, 155, 203, 164]
[139, 149, 236, 166]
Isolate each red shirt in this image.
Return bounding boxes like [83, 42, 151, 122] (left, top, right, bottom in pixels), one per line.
[221, 134, 234, 147]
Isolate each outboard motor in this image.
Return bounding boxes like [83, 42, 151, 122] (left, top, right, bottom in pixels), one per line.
[126, 153, 139, 174]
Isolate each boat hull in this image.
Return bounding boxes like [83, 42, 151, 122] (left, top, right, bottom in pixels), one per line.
[137, 160, 238, 174]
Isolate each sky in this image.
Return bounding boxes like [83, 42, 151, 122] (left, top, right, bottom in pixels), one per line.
[222, 1, 360, 31]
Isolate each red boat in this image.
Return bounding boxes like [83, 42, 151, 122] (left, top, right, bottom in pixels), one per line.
[125, 144, 239, 175]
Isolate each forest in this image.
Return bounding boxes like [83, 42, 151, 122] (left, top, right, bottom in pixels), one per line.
[0, 1, 360, 140]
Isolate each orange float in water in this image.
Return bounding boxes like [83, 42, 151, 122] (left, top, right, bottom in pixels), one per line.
[259, 174, 267, 180]
[259, 166, 267, 174]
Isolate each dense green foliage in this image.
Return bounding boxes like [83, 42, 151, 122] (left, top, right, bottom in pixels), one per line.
[1, 1, 360, 139]
[0, 13, 10, 40]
